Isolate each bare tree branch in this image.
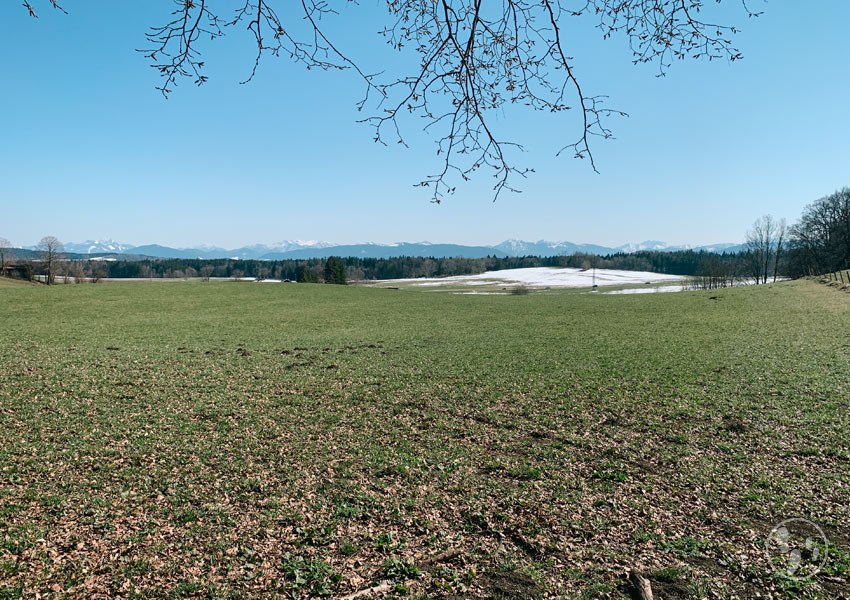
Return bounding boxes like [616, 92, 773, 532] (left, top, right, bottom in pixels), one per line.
[30, 1, 758, 202]
[22, 0, 66, 18]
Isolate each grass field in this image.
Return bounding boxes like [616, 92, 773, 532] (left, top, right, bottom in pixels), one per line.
[1, 279, 848, 599]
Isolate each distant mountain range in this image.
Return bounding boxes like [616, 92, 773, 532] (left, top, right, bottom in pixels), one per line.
[24, 238, 748, 260]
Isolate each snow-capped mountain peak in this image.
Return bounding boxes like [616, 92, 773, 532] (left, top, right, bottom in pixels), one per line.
[614, 240, 669, 253]
[283, 240, 334, 249]
[49, 238, 743, 260]
[63, 239, 136, 254]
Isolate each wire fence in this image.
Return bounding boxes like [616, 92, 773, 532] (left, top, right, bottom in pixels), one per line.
[821, 270, 850, 287]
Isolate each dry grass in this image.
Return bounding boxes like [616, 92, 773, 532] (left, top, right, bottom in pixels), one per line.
[0, 279, 848, 599]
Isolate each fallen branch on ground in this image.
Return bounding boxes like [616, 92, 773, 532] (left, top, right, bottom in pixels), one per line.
[628, 571, 654, 600]
[339, 581, 392, 600]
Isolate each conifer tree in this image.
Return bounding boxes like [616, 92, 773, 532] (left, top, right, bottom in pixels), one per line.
[324, 257, 347, 285]
[297, 265, 318, 283]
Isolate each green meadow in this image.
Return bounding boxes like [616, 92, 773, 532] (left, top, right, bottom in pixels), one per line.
[1, 279, 848, 599]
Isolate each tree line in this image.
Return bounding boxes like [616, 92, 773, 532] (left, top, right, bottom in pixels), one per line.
[0, 244, 749, 283]
[3, 188, 847, 286]
[0, 243, 819, 286]
[733, 187, 850, 284]
[785, 188, 850, 277]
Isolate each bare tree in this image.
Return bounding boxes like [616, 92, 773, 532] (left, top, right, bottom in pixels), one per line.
[0, 238, 14, 276]
[67, 260, 87, 283]
[37, 236, 65, 285]
[747, 215, 784, 284]
[789, 188, 850, 277]
[748, 217, 768, 284]
[90, 262, 108, 283]
[23, 1, 758, 202]
[688, 253, 739, 290]
[772, 218, 787, 283]
[200, 265, 214, 281]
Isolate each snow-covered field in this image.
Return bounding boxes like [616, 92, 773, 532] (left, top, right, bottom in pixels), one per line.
[385, 267, 684, 289]
[603, 284, 686, 294]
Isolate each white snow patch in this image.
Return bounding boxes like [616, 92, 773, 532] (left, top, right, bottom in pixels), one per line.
[386, 267, 683, 289]
[415, 279, 494, 287]
[603, 278, 787, 294]
[604, 285, 686, 295]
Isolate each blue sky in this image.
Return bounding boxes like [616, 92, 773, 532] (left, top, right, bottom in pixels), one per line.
[1, 1, 848, 248]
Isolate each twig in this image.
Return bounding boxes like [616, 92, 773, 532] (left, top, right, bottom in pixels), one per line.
[339, 581, 392, 600]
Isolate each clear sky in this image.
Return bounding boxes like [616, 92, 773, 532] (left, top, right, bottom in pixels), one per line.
[1, 1, 848, 249]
